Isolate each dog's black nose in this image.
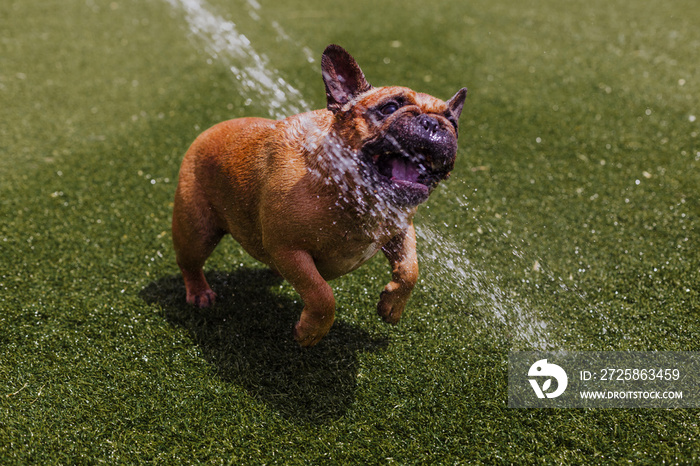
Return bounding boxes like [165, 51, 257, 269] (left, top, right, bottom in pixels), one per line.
[417, 114, 439, 135]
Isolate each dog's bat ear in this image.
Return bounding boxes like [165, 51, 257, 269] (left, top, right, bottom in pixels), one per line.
[446, 87, 468, 121]
[322, 45, 373, 113]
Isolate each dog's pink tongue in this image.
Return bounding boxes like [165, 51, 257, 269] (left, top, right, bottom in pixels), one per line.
[391, 158, 420, 182]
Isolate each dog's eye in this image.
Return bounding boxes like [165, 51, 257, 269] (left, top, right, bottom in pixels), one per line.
[380, 102, 400, 116]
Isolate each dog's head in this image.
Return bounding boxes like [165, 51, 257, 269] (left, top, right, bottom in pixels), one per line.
[321, 44, 467, 207]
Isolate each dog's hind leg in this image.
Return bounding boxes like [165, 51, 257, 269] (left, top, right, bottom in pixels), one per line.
[172, 172, 224, 308]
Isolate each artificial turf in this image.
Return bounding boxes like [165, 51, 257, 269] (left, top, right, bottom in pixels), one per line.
[1, 0, 699, 463]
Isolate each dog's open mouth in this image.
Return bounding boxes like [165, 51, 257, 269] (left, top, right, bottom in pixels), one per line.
[376, 153, 420, 181]
[375, 153, 431, 184]
[358, 128, 455, 207]
[372, 152, 432, 205]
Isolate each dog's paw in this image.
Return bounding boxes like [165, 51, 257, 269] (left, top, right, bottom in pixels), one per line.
[377, 286, 408, 324]
[186, 288, 217, 308]
[293, 315, 333, 347]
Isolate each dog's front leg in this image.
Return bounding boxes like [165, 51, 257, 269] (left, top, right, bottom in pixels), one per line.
[271, 249, 336, 347]
[378, 223, 419, 324]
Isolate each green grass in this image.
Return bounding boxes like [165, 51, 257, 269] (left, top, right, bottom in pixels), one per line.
[1, 0, 699, 463]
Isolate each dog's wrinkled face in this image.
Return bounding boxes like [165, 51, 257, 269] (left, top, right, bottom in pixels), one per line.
[358, 87, 466, 206]
[322, 45, 467, 207]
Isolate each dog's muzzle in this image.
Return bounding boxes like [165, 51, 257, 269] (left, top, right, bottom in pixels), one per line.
[361, 114, 458, 207]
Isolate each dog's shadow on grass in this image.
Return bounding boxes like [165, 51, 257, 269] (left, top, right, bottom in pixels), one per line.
[141, 267, 387, 423]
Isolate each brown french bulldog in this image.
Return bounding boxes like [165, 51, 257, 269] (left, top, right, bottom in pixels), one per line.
[172, 44, 467, 346]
